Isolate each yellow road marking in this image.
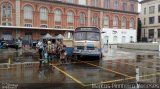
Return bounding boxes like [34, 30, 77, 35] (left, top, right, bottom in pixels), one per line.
[50, 61, 160, 87]
[85, 72, 160, 87]
[51, 64, 86, 87]
[51, 62, 82, 66]
[79, 61, 132, 78]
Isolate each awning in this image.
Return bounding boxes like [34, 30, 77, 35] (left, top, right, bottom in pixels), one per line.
[0, 26, 74, 31]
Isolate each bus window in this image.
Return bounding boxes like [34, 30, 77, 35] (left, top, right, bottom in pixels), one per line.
[75, 32, 86, 41]
[87, 32, 100, 41]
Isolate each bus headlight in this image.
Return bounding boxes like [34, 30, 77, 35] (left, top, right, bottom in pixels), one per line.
[94, 48, 99, 51]
[74, 47, 77, 50]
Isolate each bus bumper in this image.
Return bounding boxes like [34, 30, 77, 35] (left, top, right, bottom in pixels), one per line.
[73, 50, 101, 56]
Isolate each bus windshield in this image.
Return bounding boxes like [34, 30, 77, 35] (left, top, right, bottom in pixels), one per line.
[75, 32, 100, 41]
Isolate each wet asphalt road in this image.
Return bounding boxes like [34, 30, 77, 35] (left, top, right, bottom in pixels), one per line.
[0, 47, 160, 89]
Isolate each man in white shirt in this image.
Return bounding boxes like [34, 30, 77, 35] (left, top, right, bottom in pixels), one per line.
[37, 40, 44, 67]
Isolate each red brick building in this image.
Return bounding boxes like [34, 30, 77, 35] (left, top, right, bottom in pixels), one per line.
[0, 0, 138, 43]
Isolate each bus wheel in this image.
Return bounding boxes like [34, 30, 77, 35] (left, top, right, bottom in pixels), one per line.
[99, 54, 103, 60]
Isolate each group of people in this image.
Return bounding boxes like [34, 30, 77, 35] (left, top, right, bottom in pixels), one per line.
[36, 39, 67, 67]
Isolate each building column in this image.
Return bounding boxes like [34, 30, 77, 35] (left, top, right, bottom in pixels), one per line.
[16, 0, 20, 26]
[88, 8, 91, 26]
[100, 11, 103, 28]
[15, 0, 20, 39]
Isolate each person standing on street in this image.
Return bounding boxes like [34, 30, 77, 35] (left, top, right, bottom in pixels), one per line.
[37, 40, 44, 67]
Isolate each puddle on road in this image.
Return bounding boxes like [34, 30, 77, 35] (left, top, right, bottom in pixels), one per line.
[0, 64, 74, 84]
[0, 49, 39, 63]
[56, 63, 128, 84]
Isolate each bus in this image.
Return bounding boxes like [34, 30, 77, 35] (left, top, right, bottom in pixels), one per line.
[73, 27, 102, 59]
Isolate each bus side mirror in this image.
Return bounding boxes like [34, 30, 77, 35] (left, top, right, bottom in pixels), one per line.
[101, 31, 105, 34]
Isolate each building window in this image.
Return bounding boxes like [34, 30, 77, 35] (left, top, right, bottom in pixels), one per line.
[144, 8, 146, 14]
[113, 16, 118, 28]
[130, 36, 133, 42]
[24, 24, 32, 27]
[2, 3, 12, 18]
[92, 15, 98, 27]
[68, 26, 74, 29]
[104, 0, 110, 9]
[143, 29, 145, 37]
[79, 12, 85, 25]
[122, 3, 127, 11]
[54, 9, 62, 22]
[130, 4, 134, 12]
[67, 0, 73, 3]
[122, 36, 126, 43]
[104, 16, 109, 27]
[113, 36, 117, 43]
[159, 5, 160, 12]
[158, 16, 160, 23]
[158, 29, 160, 38]
[122, 17, 126, 29]
[149, 6, 155, 14]
[67, 11, 74, 23]
[148, 29, 154, 39]
[2, 22, 11, 26]
[114, 0, 119, 10]
[144, 18, 146, 25]
[24, 5, 33, 19]
[149, 17, 154, 24]
[79, 0, 86, 5]
[130, 18, 134, 29]
[40, 7, 48, 21]
[57, 0, 63, 1]
[40, 24, 47, 28]
[55, 26, 62, 29]
[92, 0, 98, 7]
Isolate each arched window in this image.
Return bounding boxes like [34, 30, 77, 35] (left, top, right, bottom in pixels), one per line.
[54, 9, 62, 22]
[92, 15, 98, 26]
[122, 17, 127, 29]
[114, 0, 119, 10]
[24, 5, 33, 19]
[67, 11, 74, 23]
[2, 3, 12, 17]
[113, 16, 118, 28]
[104, 16, 109, 27]
[40, 7, 48, 20]
[130, 18, 134, 29]
[79, 12, 85, 25]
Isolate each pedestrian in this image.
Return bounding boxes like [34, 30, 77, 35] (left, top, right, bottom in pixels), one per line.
[47, 40, 53, 63]
[18, 37, 22, 49]
[37, 40, 44, 67]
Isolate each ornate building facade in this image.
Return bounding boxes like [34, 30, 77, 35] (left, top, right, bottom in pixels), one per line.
[0, 0, 138, 43]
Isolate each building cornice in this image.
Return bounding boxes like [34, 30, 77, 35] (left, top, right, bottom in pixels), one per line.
[142, 25, 160, 28]
[140, 0, 155, 4]
[25, 0, 139, 15]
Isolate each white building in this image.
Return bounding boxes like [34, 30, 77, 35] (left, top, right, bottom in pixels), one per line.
[140, 0, 160, 42]
[102, 28, 137, 44]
